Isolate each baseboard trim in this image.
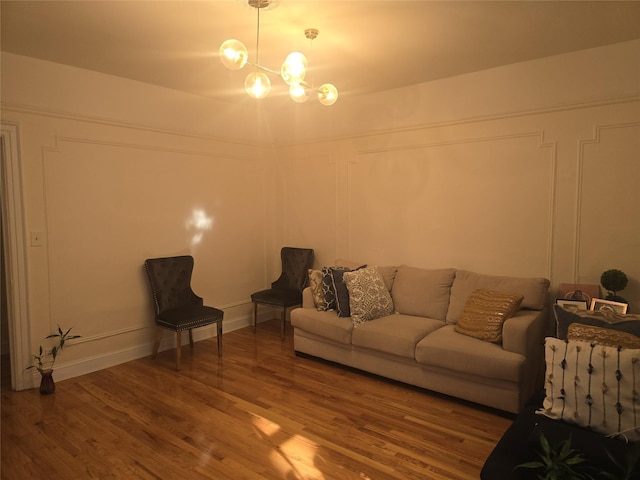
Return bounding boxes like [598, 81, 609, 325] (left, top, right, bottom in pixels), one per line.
[24, 315, 253, 389]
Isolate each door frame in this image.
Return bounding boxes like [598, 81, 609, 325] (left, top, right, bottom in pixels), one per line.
[1, 122, 31, 391]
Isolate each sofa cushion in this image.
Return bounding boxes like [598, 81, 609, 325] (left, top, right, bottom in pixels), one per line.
[415, 325, 525, 382]
[454, 289, 524, 343]
[539, 337, 640, 441]
[376, 265, 398, 292]
[290, 308, 354, 345]
[446, 270, 549, 324]
[343, 266, 394, 327]
[352, 314, 443, 359]
[554, 304, 640, 340]
[391, 266, 456, 321]
[308, 269, 324, 310]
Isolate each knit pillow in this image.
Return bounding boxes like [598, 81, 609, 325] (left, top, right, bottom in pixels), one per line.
[454, 289, 523, 343]
[567, 323, 640, 349]
[554, 304, 640, 340]
[538, 337, 640, 441]
[343, 266, 394, 328]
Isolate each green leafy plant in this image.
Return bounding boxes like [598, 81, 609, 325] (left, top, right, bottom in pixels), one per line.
[600, 269, 629, 304]
[517, 434, 593, 480]
[26, 325, 81, 374]
[600, 442, 640, 480]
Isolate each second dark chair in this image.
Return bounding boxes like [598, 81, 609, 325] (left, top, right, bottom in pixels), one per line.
[251, 247, 314, 340]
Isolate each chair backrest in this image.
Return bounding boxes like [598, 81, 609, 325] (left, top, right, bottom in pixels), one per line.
[144, 255, 201, 315]
[271, 247, 314, 292]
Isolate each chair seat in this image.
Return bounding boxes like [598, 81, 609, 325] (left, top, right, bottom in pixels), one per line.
[157, 305, 224, 331]
[251, 288, 302, 308]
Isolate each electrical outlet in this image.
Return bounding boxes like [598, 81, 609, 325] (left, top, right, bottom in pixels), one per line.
[30, 232, 43, 247]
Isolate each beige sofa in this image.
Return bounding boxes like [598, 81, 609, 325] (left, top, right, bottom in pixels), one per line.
[291, 263, 550, 413]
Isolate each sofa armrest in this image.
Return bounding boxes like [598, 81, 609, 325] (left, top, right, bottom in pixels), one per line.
[302, 287, 315, 309]
[502, 309, 548, 357]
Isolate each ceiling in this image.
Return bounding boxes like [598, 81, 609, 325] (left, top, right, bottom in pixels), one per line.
[2, 1, 639, 103]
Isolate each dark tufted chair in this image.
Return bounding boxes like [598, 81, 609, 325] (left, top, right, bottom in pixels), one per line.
[251, 247, 314, 340]
[144, 255, 223, 370]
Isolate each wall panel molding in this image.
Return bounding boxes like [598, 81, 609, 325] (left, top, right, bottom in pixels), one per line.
[47, 135, 257, 162]
[274, 95, 640, 148]
[348, 131, 556, 278]
[38, 133, 263, 354]
[575, 122, 640, 282]
[283, 154, 338, 264]
[1, 102, 265, 147]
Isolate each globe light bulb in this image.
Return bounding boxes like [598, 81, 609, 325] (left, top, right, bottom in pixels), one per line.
[245, 72, 271, 99]
[317, 83, 338, 106]
[289, 83, 309, 103]
[281, 52, 308, 86]
[219, 39, 248, 70]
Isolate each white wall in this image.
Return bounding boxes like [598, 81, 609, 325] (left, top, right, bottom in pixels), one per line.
[276, 40, 640, 309]
[1, 39, 639, 388]
[1, 53, 279, 387]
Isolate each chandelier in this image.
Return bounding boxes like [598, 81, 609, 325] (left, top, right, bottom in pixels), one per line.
[219, 0, 338, 106]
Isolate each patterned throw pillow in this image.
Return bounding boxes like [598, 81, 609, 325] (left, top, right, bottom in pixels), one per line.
[308, 269, 324, 310]
[454, 289, 523, 343]
[331, 268, 353, 317]
[567, 323, 640, 349]
[320, 266, 350, 311]
[554, 304, 640, 340]
[539, 337, 640, 441]
[343, 266, 394, 328]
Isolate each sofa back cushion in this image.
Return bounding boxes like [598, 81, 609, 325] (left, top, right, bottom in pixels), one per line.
[446, 270, 550, 324]
[391, 266, 456, 321]
[335, 259, 398, 292]
[376, 265, 398, 291]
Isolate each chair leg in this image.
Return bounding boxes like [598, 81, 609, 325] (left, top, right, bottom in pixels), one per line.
[175, 331, 182, 371]
[253, 302, 258, 333]
[151, 327, 163, 359]
[281, 308, 286, 341]
[189, 329, 194, 348]
[216, 321, 222, 357]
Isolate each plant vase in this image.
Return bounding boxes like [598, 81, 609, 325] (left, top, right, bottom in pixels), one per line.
[39, 369, 55, 395]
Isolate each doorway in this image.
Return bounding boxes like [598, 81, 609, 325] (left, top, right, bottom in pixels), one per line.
[1, 123, 31, 391]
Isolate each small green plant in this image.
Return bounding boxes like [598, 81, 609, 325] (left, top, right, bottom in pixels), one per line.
[600, 442, 640, 480]
[600, 269, 629, 304]
[517, 434, 593, 480]
[26, 325, 81, 373]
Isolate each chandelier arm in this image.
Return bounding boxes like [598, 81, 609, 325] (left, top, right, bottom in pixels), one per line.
[245, 61, 280, 76]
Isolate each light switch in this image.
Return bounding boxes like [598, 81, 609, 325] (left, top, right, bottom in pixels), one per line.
[30, 232, 43, 247]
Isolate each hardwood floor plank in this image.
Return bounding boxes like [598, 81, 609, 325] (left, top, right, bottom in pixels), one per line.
[1, 320, 512, 479]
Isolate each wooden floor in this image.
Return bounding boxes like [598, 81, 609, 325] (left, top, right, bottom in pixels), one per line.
[1, 320, 513, 480]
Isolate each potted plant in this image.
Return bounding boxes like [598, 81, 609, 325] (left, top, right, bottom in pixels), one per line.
[517, 434, 592, 480]
[26, 325, 80, 394]
[601, 269, 629, 305]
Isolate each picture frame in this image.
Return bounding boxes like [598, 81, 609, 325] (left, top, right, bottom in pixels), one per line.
[558, 283, 601, 306]
[555, 299, 589, 311]
[589, 298, 628, 314]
